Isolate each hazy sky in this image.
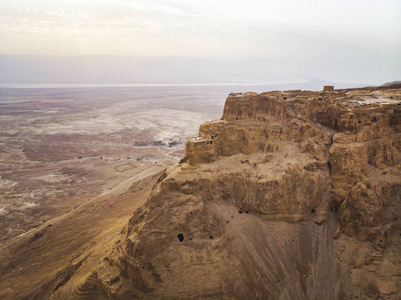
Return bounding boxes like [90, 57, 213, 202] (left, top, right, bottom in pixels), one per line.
[0, 1, 400, 83]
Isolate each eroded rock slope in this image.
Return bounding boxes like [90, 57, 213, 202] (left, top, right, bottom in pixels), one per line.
[53, 87, 401, 299]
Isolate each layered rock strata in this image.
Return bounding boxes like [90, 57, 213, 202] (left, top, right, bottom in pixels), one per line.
[52, 88, 401, 299]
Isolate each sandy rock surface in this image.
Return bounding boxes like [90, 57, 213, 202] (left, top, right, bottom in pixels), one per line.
[2, 86, 401, 299]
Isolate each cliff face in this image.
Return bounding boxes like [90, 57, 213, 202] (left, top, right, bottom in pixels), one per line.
[53, 88, 401, 299]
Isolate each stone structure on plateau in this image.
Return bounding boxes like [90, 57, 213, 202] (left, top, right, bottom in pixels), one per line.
[324, 85, 335, 91]
[38, 85, 401, 299]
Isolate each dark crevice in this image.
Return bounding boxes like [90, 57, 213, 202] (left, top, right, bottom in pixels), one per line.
[177, 234, 184, 242]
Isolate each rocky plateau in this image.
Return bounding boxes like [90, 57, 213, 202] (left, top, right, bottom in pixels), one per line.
[1, 85, 401, 299]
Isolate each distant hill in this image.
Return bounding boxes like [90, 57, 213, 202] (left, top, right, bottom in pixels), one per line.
[382, 80, 401, 86]
[381, 81, 401, 89]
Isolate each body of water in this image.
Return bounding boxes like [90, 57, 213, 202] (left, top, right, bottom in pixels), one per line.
[0, 79, 309, 89]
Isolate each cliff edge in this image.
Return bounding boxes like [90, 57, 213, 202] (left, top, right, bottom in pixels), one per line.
[47, 87, 401, 299]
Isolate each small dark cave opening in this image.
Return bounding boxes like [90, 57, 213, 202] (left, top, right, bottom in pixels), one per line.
[177, 233, 184, 242]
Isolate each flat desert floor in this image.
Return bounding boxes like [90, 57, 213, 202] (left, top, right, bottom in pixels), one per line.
[0, 86, 231, 247]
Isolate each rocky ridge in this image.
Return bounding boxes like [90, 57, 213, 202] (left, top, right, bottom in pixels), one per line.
[48, 87, 401, 299]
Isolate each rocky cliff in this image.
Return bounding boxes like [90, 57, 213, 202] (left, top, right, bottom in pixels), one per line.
[51, 87, 401, 299]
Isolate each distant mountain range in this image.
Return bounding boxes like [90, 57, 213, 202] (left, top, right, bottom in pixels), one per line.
[0, 55, 302, 85]
[0, 55, 396, 90]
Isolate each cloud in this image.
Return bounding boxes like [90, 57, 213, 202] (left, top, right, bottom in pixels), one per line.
[0, 0, 400, 83]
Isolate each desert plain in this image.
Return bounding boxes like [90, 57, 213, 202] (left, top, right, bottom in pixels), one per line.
[0, 86, 228, 247]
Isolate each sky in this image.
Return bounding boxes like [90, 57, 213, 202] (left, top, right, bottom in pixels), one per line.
[0, 0, 400, 84]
